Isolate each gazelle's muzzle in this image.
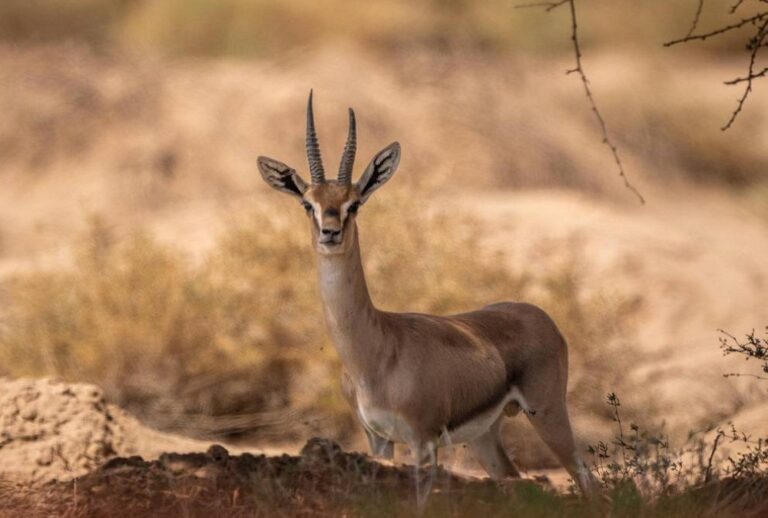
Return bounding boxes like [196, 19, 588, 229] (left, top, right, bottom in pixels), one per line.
[318, 210, 343, 246]
[319, 227, 342, 245]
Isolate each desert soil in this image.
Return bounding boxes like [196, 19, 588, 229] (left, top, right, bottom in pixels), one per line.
[0, 377, 556, 517]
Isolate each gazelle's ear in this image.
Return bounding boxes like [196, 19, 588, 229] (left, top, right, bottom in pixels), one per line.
[258, 156, 308, 198]
[357, 142, 401, 203]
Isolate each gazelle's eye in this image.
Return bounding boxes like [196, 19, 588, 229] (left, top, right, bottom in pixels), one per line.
[347, 202, 360, 214]
[302, 201, 313, 212]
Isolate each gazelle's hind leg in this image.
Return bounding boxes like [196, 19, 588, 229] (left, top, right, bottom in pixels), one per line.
[365, 429, 395, 460]
[468, 418, 521, 480]
[520, 390, 599, 497]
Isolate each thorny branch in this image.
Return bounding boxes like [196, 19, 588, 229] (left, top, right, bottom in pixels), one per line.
[719, 327, 768, 383]
[722, 19, 768, 129]
[665, 1, 768, 130]
[687, 0, 705, 38]
[515, 0, 568, 12]
[516, 0, 645, 204]
[664, 11, 768, 46]
[730, 0, 748, 14]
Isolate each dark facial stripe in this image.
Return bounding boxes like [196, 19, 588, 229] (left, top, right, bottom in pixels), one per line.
[324, 208, 340, 218]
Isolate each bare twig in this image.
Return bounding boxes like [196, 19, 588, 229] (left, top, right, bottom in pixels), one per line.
[664, 11, 768, 46]
[515, 0, 568, 12]
[666, 4, 768, 130]
[687, 0, 706, 38]
[722, 19, 768, 129]
[723, 372, 768, 381]
[724, 66, 768, 84]
[730, 0, 748, 13]
[705, 430, 725, 483]
[517, 0, 645, 204]
[719, 327, 768, 382]
[563, 0, 645, 203]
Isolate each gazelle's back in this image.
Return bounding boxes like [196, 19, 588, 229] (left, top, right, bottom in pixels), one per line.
[371, 302, 569, 440]
[380, 301, 567, 375]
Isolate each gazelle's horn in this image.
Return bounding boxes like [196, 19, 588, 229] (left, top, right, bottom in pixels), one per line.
[306, 90, 325, 184]
[337, 108, 356, 184]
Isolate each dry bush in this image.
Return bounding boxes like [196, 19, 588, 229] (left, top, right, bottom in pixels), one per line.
[583, 392, 768, 517]
[0, 189, 639, 459]
[0, 0, 122, 45]
[0, 216, 279, 434]
[0, 0, 750, 57]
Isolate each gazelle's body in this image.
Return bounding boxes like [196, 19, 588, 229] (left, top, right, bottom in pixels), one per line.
[258, 92, 597, 497]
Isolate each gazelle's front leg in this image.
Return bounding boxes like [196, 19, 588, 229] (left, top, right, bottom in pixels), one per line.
[410, 440, 438, 510]
[365, 429, 394, 459]
[340, 370, 395, 459]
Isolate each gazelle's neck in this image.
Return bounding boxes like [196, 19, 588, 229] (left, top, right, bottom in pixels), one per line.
[316, 224, 381, 373]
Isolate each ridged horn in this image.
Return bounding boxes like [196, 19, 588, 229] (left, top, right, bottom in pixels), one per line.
[306, 90, 325, 184]
[337, 108, 357, 184]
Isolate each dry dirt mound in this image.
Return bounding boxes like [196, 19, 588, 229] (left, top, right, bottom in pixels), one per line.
[0, 377, 241, 484]
[0, 438, 551, 517]
[0, 377, 128, 483]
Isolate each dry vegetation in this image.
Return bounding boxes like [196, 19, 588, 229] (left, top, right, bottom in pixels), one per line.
[0, 0, 754, 56]
[0, 189, 639, 467]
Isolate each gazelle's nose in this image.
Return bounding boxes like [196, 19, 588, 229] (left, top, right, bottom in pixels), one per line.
[321, 228, 341, 237]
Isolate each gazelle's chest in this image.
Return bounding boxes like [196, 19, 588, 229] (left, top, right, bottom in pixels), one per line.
[357, 404, 415, 444]
[351, 378, 415, 444]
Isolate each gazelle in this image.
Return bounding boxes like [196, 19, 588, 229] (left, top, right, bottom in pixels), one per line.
[257, 91, 597, 497]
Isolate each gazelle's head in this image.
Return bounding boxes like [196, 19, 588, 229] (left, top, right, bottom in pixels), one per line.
[258, 91, 401, 255]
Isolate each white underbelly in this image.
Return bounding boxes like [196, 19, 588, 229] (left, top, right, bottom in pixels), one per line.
[441, 387, 523, 444]
[357, 386, 531, 446]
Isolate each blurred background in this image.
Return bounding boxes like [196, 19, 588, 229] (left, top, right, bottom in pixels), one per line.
[0, 0, 766, 470]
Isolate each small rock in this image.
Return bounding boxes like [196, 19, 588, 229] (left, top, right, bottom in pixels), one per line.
[20, 407, 37, 421]
[36, 448, 53, 466]
[301, 437, 343, 464]
[206, 444, 229, 462]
